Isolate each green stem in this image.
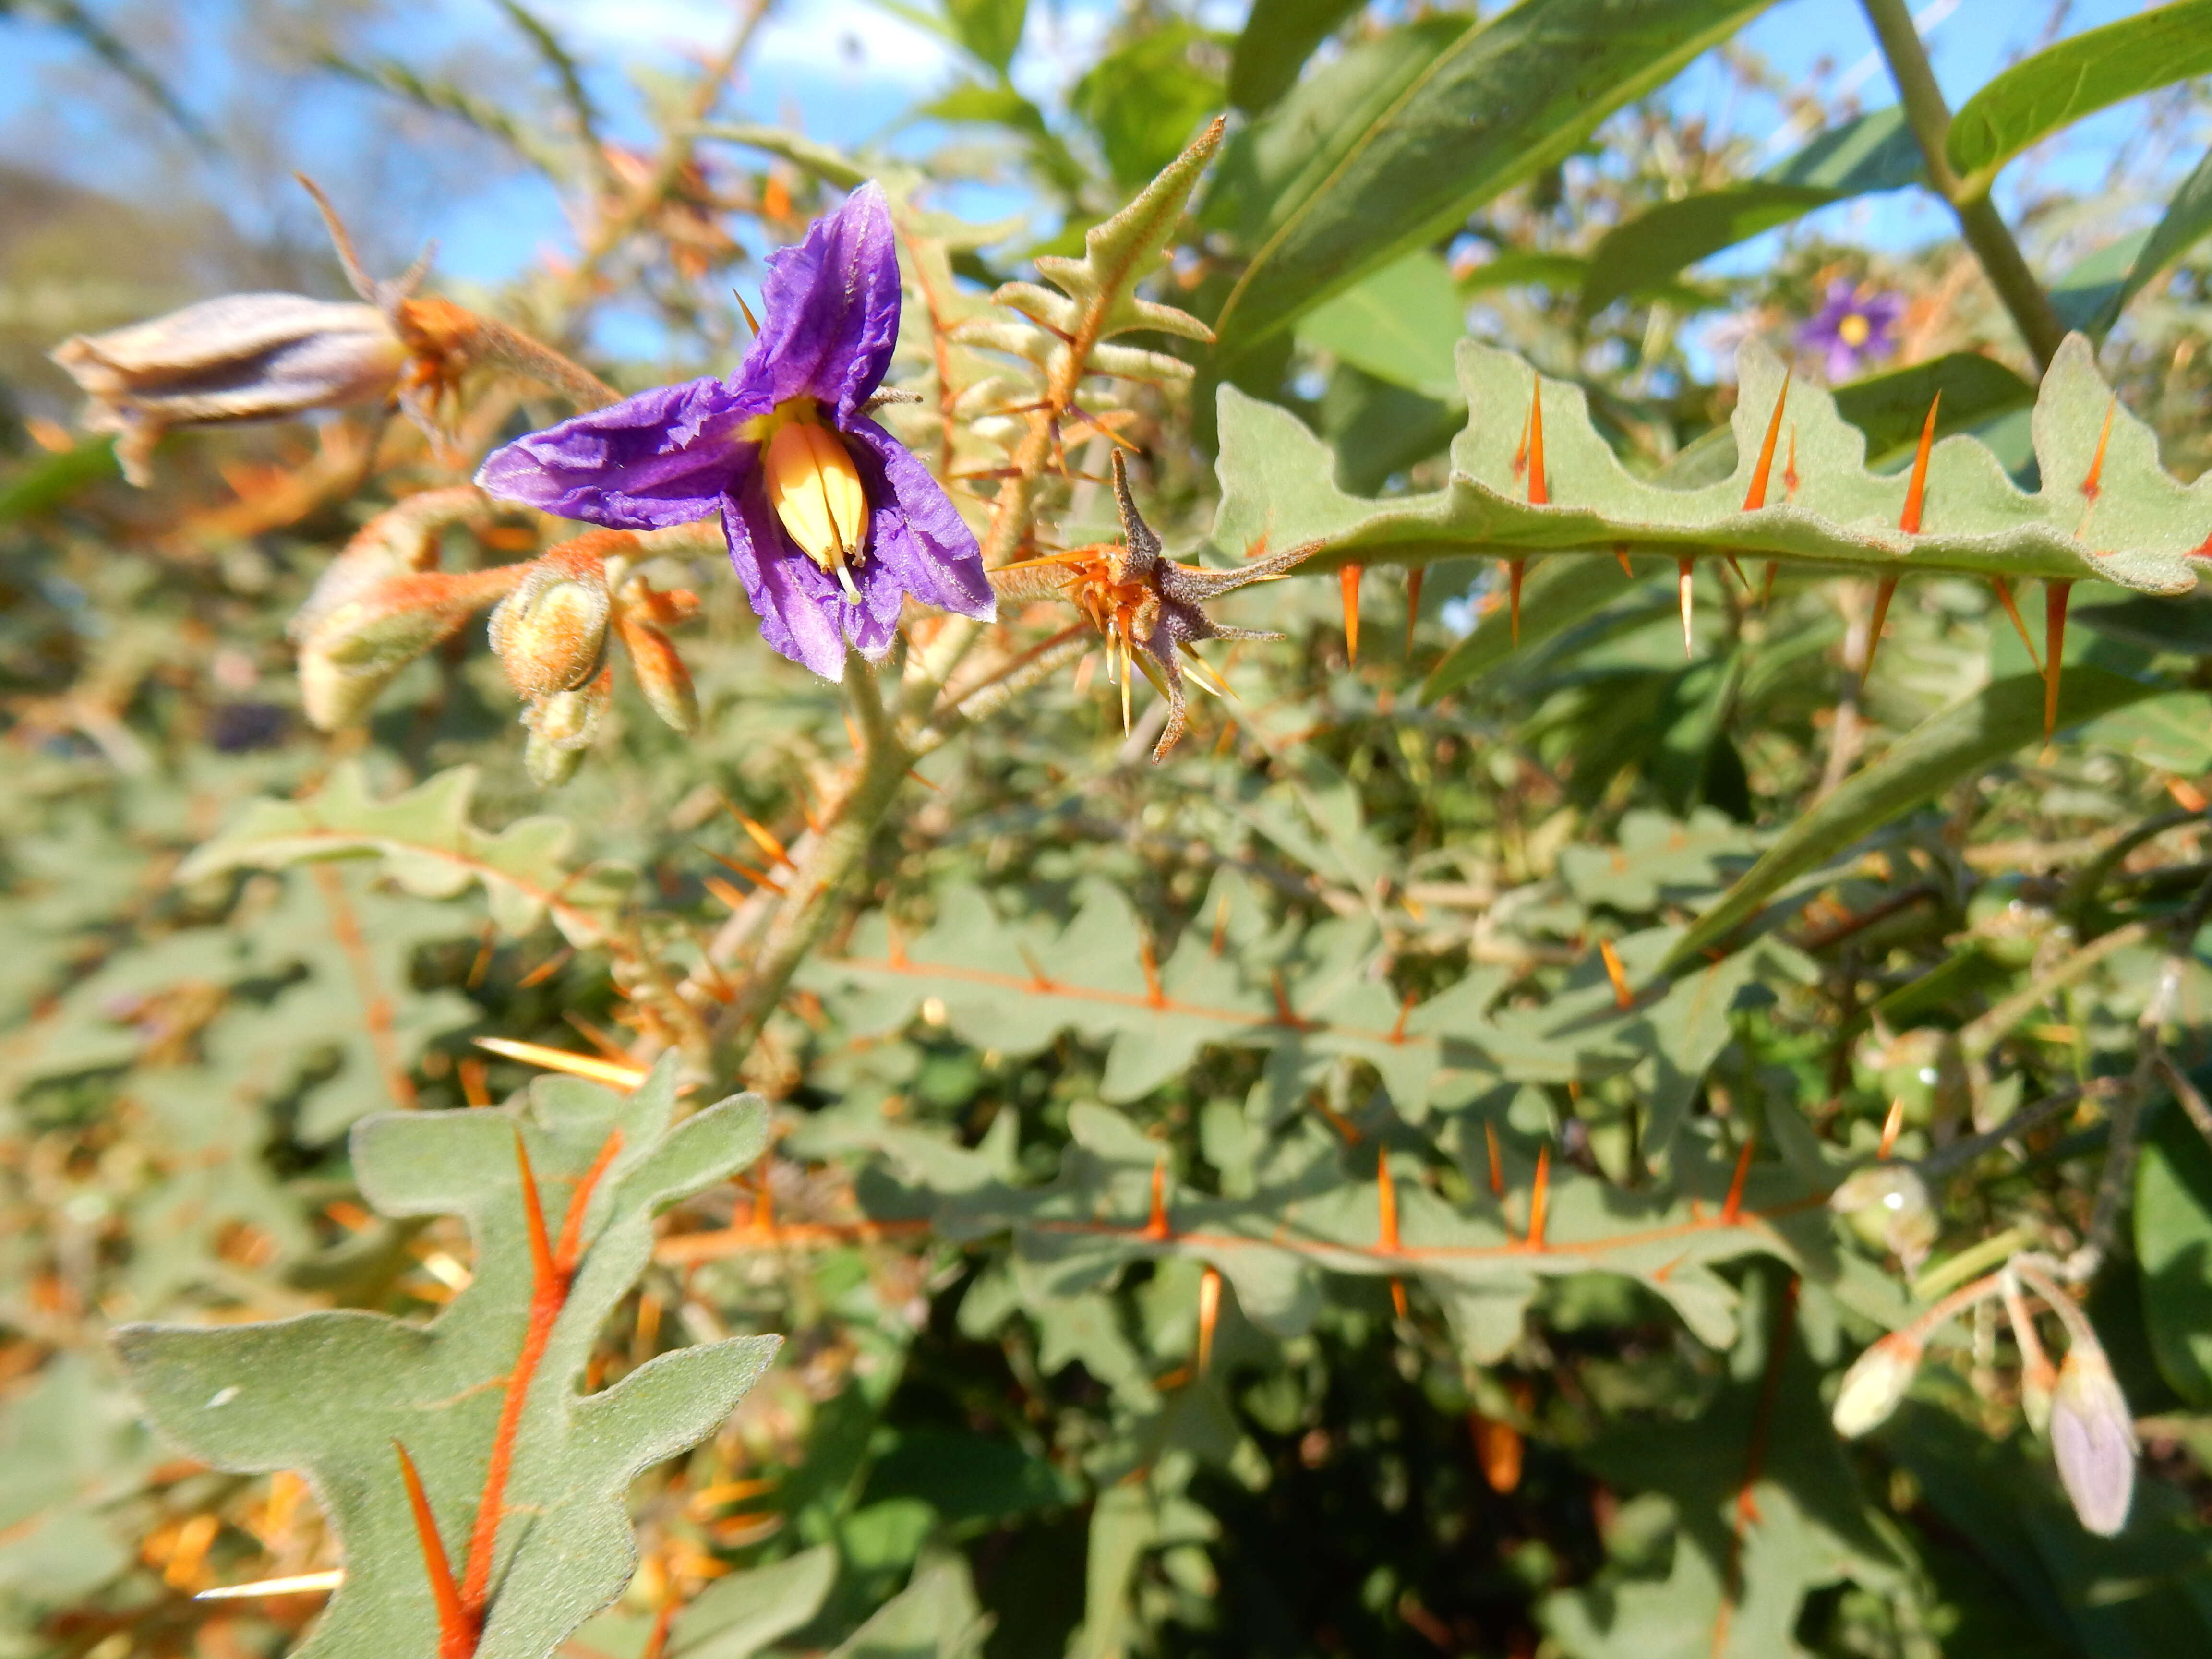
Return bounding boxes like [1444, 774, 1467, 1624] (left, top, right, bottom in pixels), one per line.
[1858, 0, 2068, 370]
[715, 656, 909, 1057]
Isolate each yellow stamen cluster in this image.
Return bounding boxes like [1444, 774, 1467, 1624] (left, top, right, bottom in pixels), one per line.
[757, 399, 868, 602]
[1837, 312, 1871, 347]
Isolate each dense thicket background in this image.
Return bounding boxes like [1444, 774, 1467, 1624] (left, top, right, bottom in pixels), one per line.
[6, 3, 2212, 1658]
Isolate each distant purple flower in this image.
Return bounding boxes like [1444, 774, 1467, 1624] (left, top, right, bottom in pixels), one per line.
[476, 182, 992, 680]
[1798, 280, 1905, 382]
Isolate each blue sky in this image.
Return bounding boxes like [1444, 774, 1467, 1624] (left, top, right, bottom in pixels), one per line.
[0, 0, 2187, 293]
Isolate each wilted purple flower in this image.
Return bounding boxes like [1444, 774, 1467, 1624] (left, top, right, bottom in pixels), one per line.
[475, 182, 992, 680]
[1798, 280, 1904, 382]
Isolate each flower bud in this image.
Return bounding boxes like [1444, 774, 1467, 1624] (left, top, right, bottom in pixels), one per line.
[489, 551, 611, 701]
[612, 579, 699, 734]
[1829, 1165, 1939, 1271]
[1831, 1331, 1924, 1438]
[2050, 1344, 2136, 1536]
[761, 412, 868, 599]
[520, 666, 611, 787]
[52, 293, 406, 485]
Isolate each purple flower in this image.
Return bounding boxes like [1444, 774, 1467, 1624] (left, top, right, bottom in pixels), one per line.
[1797, 279, 1905, 382]
[475, 182, 992, 680]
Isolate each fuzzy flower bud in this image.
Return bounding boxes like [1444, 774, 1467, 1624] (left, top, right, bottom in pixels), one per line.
[288, 489, 517, 730]
[521, 666, 612, 787]
[2050, 1344, 2136, 1536]
[1829, 1165, 1939, 1272]
[489, 547, 611, 701]
[611, 578, 700, 734]
[1831, 1331, 1925, 1439]
[52, 293, 406, 485]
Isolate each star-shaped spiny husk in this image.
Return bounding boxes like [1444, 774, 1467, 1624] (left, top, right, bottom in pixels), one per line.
[995, 451, 1315, 761]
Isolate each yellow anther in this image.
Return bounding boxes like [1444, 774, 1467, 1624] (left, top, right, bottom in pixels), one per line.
[1838, 312, 1871, 347]
[763, 417, 868, 601]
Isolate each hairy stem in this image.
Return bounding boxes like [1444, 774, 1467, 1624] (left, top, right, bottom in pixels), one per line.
[714, 657, 910, 1058]
[1859, 0, 2067, 369]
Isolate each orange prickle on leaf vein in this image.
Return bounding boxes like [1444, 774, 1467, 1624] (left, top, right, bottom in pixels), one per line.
[1863, 392, 1941, 685]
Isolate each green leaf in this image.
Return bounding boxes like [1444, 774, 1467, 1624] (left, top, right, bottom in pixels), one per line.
[1226, 0, 1363, 113]
[115, 1060, 778, 1659]
[175, 762, 636, 946]
[1069, 23, 1224, 193]
[991, 112, 1224, 350]
[1946, 0, 2212, 198]
[1581, 106, 1921, 313]
[945, 0, 1025, 73]
[2053, 143, 2212, 337]
[2136, 1106, 2212, 1408]
[829, 1553, 989, 1659]
[1294, 251, 1466, 402]
[1422, 544, 1640, 700]
[1661, 666, 2163, 972]
[1203, 0, 1774, 357]
[1539, 1292, 1906, 1659]
[669, 1544, 838, 1659]
[0, 438, 119, 522]
[1211, 335, 2211, 598]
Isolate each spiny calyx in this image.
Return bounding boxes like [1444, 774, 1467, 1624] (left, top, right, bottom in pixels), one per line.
[995, 451, 1314, 761]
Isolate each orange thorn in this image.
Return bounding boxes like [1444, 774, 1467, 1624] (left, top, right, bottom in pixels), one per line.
[2081, 395, 2117, 503]
[516, 949, 573, 990]
[1743, 368, 1792, 511]
[1143, 1159, 1171, 1241]
[1899, 391, 1940, 535]
[1720, 1133, 1755, 1226]
[1525, 377, 1548, 505]
[513, 1131, 556, 1295]
[1864, 576, 1898, 683]
[1390, 1279, 1410, 1320]
[1139, 937, 1166, 1009]
[1724, 554, 1751, 590]
[1268, 970, 1309, 1031]
[1388, 991, 1415, 1045]
[1613, 544, 1634, 578]
[1209, 893, 1230, 957]
[1598, 939, 1633, 1010]
[458, 1058, 492, 1108]
[1877, 1096, 1907, 1160]
[1404, 566, 1424, 658]
[1991, 577, 2039, 666]
[1759, 561, 1778, 607]
[2044, 579, 2073, 741]
[1197, 1267, 1221, 1377]
[705, 848, 787, 895]
[723, 805, 792, 868]
[1340, 564, 1361, 664]
[1016, 944, 1055, 992]
[1784, 426, 1800, 498]
[1484, 1120, 1504, 1198]
[1525, 1146, 1551, 1250]
[1469, 1411, 1524, 1494]
[395, 1442, 474, 1659]
[1506, 558, 1525, 644]
[1676, 559, 1695, 658]
[555, 1128, 624, 1274]
[1376, 1154, 1400, 1255]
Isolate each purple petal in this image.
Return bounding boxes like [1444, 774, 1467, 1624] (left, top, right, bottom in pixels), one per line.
[843, 418, 995, 621]
[721, 480, 853, 681]
[476, 378, 761, 529]
[738, 181, 901, 421]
